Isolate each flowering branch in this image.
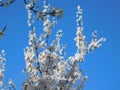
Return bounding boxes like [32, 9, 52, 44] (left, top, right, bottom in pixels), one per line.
[22, 0, 106, 90]
[88, 31, 106, 52]
[24, 0, 63, 21]
[0, 50, 16, 90]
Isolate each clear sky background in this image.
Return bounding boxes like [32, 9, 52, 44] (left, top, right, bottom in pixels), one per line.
[0, 0, 120, 90]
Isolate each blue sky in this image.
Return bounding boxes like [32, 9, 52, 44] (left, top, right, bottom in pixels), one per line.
[0, 0, 120, 90]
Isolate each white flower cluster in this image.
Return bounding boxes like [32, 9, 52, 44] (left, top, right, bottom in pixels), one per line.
[74, 6, 86, 62]
[42, 2, 57, 36]
[43, 18, 53, 35]
[35, 0, 50, 21]
[88, 31, 106, 52]
[23, 2, 105, 90]
[24, 30, 47, 83]
[26, 3, 34, 27]
[0, 50, 16, 90]
[24, 28, 69, 89]
[0, 0, 105, 89]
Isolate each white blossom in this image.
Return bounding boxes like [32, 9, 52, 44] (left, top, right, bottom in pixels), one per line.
[26, 3, 34, 27]
[88, 31, 106, 52]
[0, 0, 105, 89]
[43, 18, 53, 35]
[22, 3, 105, 90]
[74, 5, 86, 62]
[0, 50, 15, 89]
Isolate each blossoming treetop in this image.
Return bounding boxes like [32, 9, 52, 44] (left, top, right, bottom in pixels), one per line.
[22, 0, 105, 90]
[0, 0, 105, 90]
